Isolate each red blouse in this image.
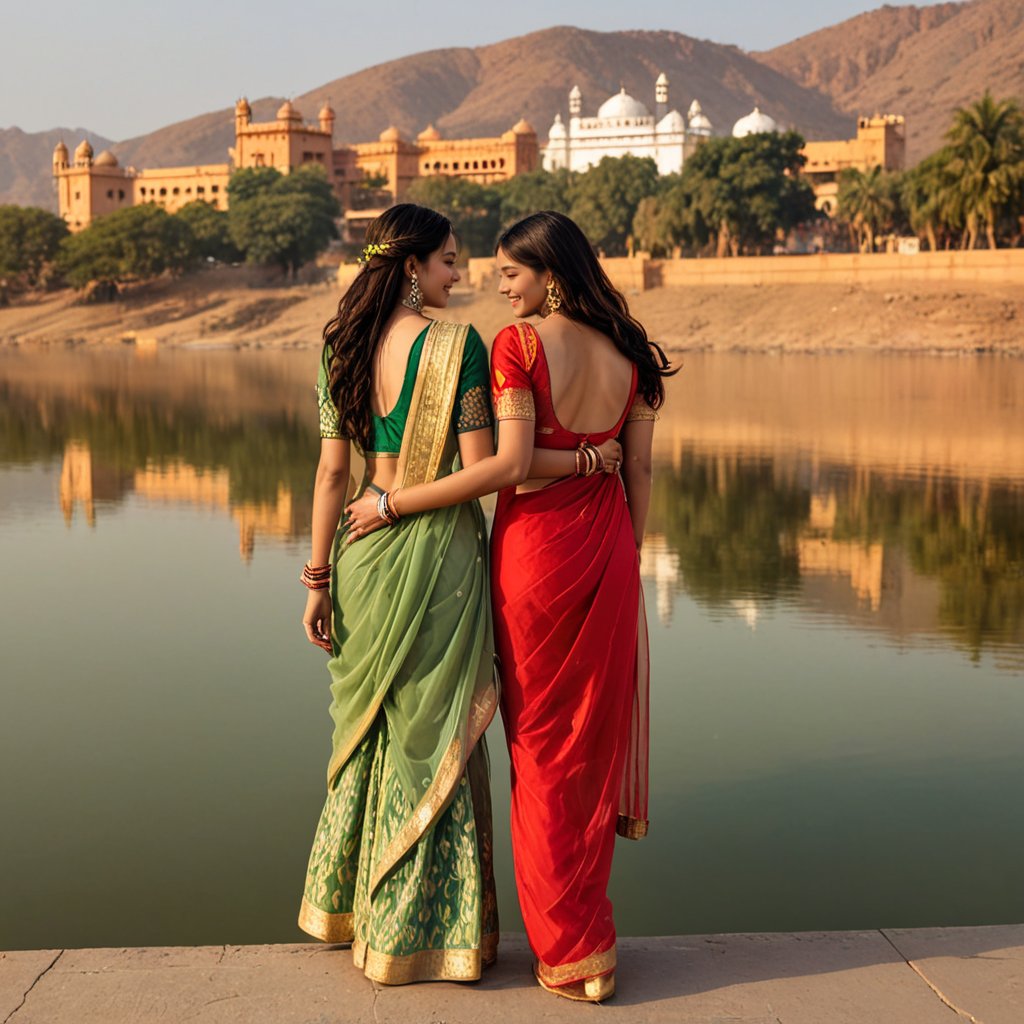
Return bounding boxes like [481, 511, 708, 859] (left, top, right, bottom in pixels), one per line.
[491, 322, 648, 450]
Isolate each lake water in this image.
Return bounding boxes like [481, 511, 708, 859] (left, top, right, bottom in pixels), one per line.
[1, 347, 1022, 951]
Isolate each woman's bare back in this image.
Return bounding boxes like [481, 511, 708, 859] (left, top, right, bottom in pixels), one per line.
[535, 316, 634, 434]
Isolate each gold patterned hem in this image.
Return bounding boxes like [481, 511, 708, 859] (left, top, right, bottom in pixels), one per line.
[535, 944, 616, 988]
[298, 897, 355, 943]
[364, 451, 399, 459]
[369, 683, 499, 893]
[617, 814, 649, 840]
[353, 937, 493, 985]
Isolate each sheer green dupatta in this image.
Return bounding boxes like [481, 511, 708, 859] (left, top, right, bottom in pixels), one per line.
[323, 318, 498, 891]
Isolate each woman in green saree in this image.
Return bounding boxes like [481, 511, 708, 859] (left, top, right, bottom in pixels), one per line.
[297, 204, 500, 984]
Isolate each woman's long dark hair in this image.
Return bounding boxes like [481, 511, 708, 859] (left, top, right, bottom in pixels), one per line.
[496, 211, 675, 408]
[323, 204, 452, 448]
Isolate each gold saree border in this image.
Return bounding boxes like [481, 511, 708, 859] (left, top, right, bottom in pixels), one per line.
[617, 814, 649, 840]
[535, 943, 617, 987]
[297, 897, 355, 943]
[369, 682, 499, 893]
[396, 319, 469, 488]
[352, 931, 498, 985]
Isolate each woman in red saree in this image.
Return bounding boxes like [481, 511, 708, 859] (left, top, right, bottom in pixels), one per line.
[345, 211, 671, 1002]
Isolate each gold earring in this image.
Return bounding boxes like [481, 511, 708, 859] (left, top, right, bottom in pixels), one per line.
[402, 270, 424, 312]
[545, 279, 562, 316]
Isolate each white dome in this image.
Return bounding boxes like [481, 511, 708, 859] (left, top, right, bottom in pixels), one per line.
[656, 110, 685, 134]
[732, 106, 778, 137]
[597, 87, 650, 120]
[548, 113, 567, 140]
[689, 108, 713, 135]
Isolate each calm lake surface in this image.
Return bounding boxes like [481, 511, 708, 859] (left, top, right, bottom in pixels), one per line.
[1, 347, 1022, 951]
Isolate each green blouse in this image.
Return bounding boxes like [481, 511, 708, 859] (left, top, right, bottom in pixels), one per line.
[317, 324, 493, 454]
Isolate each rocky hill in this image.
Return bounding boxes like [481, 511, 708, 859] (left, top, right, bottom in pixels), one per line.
[3, 26, 847, 211]
[755, 0, 1024, 161]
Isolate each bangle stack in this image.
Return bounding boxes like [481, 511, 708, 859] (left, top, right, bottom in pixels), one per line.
[376, 488, 402, 525]
[301, 561, 331, 590]
[575, 441, 603, 477]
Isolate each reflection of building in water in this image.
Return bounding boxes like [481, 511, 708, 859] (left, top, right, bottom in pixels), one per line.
[59, 442, 305, 561]
[797, 536, 885, 611]
[59, 440, 133, 527]
[639, 534, 680, 626]
[132, 460, 302, 562]
[798, 491, 884, 611]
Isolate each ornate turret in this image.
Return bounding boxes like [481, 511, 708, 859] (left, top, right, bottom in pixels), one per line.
[417, 124, 442, 142]
[318, 100, 335, 136]
[235, 97, 252, 130]
[276, 100, 302, 124]
[74, 139, 93, 167]
[569, 84, 582, 118]
[52, 141, 69, 172]
[93, 150, 119, 168]
[655, 72, 669, 121]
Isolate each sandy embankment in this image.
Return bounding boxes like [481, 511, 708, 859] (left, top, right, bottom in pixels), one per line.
[1, 264, 1022, 354]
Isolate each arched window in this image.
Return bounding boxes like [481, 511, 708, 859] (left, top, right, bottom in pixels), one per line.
[473, 161, 479, 170]
[160, 187, 167, 197]
[118, 189, 125, 200]
[172, 187, 180, 195]
[498, 158, 505, 168]
[106, 189, 114, 199]
[433, 162, 441, 171]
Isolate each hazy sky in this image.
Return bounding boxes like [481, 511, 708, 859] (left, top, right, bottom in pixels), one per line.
[2, 0, 955, 140]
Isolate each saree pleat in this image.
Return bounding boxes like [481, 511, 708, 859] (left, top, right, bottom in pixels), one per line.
[492, 473, 641, 987]
[299, 321, 499, 984]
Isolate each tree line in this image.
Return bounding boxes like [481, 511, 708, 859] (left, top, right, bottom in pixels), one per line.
[0, 164, 338, 301]
[838, 91, 1024, 252]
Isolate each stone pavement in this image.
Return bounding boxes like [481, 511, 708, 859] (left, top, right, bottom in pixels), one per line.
[2, 926, 1021, 1023]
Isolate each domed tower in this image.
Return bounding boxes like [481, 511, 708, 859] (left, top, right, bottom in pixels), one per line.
[655, 72, 669, 122]
[569, 84, 582, 119]
[318, 100, 335, 137]
[277, 100, 302, 127]
[52, 141, 69, 173]
[73, 140, 93, 168]
[235, 97, 252, 132]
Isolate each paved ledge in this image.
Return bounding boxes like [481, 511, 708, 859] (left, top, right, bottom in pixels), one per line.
[2, 926, 1021, 1023]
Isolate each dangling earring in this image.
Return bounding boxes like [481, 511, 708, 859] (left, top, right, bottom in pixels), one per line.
[402, 270, 424, 312]
[544, 279, 562, 316]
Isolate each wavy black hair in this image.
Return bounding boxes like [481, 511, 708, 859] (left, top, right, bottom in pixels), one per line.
[322, 204, 452, 448]
[496, 210, 675, 408]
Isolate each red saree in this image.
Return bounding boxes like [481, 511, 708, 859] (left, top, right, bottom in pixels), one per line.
[490, 322, 650, 989]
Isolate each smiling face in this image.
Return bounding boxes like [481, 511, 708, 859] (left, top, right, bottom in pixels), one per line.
[411, 232, 460, 308]
[496, 246, 549, 318]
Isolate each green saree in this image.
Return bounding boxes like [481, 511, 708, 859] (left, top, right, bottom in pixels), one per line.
[299, 320, 500, 984]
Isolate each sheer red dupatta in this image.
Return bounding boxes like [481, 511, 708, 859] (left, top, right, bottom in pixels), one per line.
[618, 585, 650, 840]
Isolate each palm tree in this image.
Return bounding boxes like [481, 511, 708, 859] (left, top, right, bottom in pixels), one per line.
[837, 166, 895, 252]
[945, 91, 1024, 249]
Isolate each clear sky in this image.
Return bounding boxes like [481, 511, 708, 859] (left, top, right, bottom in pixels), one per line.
[2, 0, 956, 140]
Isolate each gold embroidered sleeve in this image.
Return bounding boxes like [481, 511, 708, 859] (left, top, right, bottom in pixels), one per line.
[625, 395, 658, 422]
[455, 384, 494, 433]
[494, 387, 536, 421]
[316, 382, 342, 439]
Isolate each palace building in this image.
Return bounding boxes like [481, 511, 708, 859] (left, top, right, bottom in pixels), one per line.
[52, 99, 539, 233]
[541, 73, 713, 175]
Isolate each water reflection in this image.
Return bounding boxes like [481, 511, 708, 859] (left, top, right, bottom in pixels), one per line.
[644, 452, 1024, 664]
[4, 349, 1020, 663]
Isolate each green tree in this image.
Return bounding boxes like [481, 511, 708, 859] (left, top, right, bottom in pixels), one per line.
[227, 163, 339, 276]
[837, 165, 897, 252]
[945, 91, 1024, 249]
[659, 132, 814, 256]
[569, 155, 660, 255]
[404, 175, 502, 257]
[174, 201, 239, 263]
[57, 204, 198, 294]
[496, 168, 575, 226]
[0, 205, 69, 287]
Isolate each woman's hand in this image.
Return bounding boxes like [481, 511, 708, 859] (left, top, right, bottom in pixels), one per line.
[597, 438, 623, 474]
[344, 490, 388, 543]
[303, 589, 333, 653]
